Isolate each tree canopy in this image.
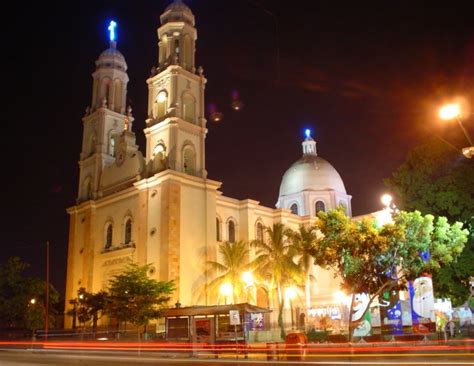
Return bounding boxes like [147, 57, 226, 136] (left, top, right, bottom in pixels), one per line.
[314, 207, 468, 334]
[0, 257, 59, 330]
[106, 263, 175, 328]
[204, 240, 251, 304]
[385, 138, 474, 305]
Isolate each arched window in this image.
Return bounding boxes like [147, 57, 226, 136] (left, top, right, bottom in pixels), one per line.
[183, 35, 192, 69]
[154, 90, 168, 120]
[182, 94, 195, 123]
[159, 35, 168, 66]
[83, 177, 93, 200]
[183, 145, 196, 175]
[152, 143, 166, 173]
[315, 200, 326, 214]
[228, 220, 236, 243]
[89, 133, 96, 157]
[124, 218, 132, 244]
[256, 222, 264, 242]
[109, 133, 116, 157]
[174, 39, 180, 58]
[216, 217, 222, 241]
[113, 79, 122, 112]
[105, 223, 113, 249]
[290, 203, 299, 215]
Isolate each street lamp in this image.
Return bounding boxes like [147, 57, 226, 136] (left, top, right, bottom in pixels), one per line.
[220, 283, 233, 305]
[241, 271, 255, 303]
[439, 103, 474, 158]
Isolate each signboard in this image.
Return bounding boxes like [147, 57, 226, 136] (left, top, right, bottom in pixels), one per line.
[229, 310, 240, 325]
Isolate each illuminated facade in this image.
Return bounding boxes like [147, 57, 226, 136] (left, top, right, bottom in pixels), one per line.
[64, 1, 352, 332]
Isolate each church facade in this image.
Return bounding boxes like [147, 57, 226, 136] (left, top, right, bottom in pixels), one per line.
[64, 1, 352, 328]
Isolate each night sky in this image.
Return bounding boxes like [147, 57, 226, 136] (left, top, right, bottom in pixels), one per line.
[3, 0, 474, 299]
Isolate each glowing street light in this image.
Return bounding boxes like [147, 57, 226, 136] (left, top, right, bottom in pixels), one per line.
[241, 271, 254, 287]
[30, 298, 36, 305]
[381, 194, 392, 208]
[220, 282, 233, 305]
[438, 102, 473, 158]
[439, 103, 461, 121]
[285, 286, 297, 301]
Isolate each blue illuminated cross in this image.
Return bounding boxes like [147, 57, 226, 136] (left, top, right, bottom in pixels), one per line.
[305, 129, 311, 138]
[108, 20, 117, 42]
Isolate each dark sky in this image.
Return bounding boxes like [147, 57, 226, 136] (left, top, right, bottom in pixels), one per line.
[2, 0, 474, 299]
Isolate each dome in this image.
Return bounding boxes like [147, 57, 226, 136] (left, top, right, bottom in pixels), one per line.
[278, 153, 347, 198]
[160, 0, 195, 26]
[96, 44, 127, 71]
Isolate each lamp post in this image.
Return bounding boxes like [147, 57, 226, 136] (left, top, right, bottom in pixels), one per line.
[439, 103, 474, 158]
[220, 283, 233, 305]
[241, 271, 254, 304]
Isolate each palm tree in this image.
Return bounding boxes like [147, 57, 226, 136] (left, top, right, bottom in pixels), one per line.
[205, 241, 250, 304]
[251, 223, 302, 339]
[288, 225, 318, 309]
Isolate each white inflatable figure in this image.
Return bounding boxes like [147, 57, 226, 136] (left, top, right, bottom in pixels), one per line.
[353, 319, 371, 337]
[352, 293, 370, 321]
[412, 277, 435, 319]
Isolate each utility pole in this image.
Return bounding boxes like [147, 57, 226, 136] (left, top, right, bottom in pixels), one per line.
[45, 241, 50, 341]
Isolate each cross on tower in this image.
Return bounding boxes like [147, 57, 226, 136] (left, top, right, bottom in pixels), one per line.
[108, 20, 117, 42]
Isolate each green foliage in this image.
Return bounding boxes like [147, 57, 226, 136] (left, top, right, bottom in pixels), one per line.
[315, 207, 468, 312]
[251, 223, 303, 339]
[106, 263, 174, 327]
[385, 138, 474, 305]
[68, 287, 108, 330]
[0, 257, 60, 330]
[204, 241, 251, 303]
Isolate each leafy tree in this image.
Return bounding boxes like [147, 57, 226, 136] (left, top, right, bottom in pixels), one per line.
[0, 257, 60, 333]
[251, 223, 302, 339]
[385, 138, 474, 305]
[204, 241, 251, 304]
[288, 225, 318, 309]
[314, 208, 468, 339]
[67, 287, 107, 332]
[106, 263, 174, 334]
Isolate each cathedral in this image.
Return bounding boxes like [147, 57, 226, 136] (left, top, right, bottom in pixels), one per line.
[64, 1, 353, 328]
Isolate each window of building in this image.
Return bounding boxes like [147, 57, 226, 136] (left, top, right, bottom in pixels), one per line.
[290, 203, 299, 215]
[228, 220, 235, 243]
[124, 218, 132, 244]
[256, 222, 264, 242]
[183, 146, 196, 175]
[183, 94, 195, 123]
[216, 217, 221, 242]
[105, 224, 113, 249]
[154, 91, 168, 119]
[315, 200, 326, 214]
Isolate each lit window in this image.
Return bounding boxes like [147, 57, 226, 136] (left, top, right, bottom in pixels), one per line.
[256, 222, 264, 242]
[105, 224, 113, 249]
[125, 219, 132, 244]
[228, 221, 235, 243]
[315, 200, 326, 214]
[216, 218, 221, 241]
[290, 203, 299, 215]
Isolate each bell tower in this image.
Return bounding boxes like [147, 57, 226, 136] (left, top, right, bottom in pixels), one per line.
[144, 0, 207, 178]
[77, 21, 132, 203]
